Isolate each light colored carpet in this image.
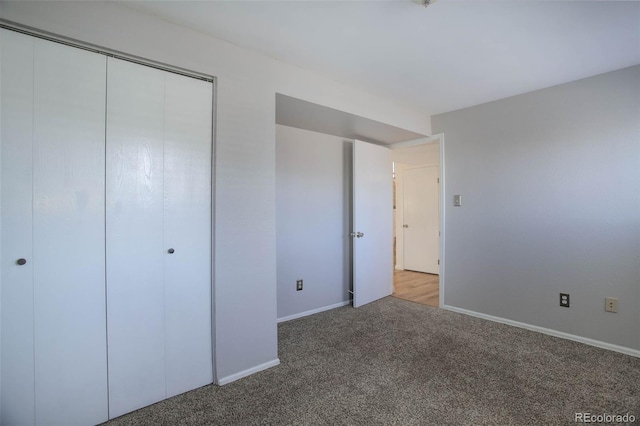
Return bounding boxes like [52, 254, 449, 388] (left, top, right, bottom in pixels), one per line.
[104, 297, 640, 425]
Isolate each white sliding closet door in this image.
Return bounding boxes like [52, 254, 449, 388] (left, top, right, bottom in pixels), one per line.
[106, 58, 213, 418]
[1, 29, 36, 426]
[106, 58, 166, 418]
[1, 30, 109, 425]
[163, 73, 213, 398]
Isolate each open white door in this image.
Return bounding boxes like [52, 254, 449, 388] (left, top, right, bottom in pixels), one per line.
[352, 140, 393, 308]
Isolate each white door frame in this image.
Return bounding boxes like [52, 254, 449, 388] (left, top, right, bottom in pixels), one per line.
[391, 133, 445, 308]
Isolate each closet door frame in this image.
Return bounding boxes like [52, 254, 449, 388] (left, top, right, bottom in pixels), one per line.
[0, 21, 217, 418]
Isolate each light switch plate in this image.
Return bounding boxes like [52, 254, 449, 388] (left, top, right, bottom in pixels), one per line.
[453, 195, 462, 207]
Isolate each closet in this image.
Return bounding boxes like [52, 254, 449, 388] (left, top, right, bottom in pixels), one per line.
[106, 57, 213, 418]
[0, 28, 213, 425]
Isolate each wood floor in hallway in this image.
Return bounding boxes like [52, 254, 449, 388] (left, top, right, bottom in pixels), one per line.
[393, 269, 439, 308]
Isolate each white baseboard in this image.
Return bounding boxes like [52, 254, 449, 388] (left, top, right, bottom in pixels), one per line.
[442, 305, 640, 358]
[277, 300, 351, 323]
[217, 358, 281, 386]
[395, 265, 403, 270]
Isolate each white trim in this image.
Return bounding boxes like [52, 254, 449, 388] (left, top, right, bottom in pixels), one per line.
[217, 358, 281, 386]
[395, 163, 405, 271]
[438, 133, 445, 308]
[277, 300, 351, 323]
[442, 305, 640, 358]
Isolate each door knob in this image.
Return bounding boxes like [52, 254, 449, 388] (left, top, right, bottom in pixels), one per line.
[349, 232, 356, 238]
[403, 224, 409, 228]
[167, 248, 175, 254]
[356, 232, 364, 238]
[16, 258, 27, 265]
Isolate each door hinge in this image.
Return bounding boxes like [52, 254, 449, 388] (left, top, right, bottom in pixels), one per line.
[438, 259, 440, 265]
[437, 178, 440, 183]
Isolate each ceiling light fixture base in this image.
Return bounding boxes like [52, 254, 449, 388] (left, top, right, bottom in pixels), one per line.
[412, 0, 437, 7]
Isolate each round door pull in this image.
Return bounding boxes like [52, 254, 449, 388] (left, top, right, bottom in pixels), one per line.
[168, 248, 175, 254]
[16, 258, 27, 265]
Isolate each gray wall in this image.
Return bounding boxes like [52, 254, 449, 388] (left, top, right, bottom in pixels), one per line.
[433, 66, 640, 351]
[276, 125, 352, 320]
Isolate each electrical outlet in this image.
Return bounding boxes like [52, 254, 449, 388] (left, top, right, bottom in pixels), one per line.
[605, 297, 618, 313]
[296, 279, 303, 291]
[560, 293, 570, 308]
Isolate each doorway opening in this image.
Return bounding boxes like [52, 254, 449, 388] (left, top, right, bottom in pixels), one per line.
[390, 137, 442, 308]
[274, 94, 431, 319]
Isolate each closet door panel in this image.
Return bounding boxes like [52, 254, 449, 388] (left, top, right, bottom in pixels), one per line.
[0, 29, 36, 426]
[163, 74, 213, 397]
[32, 39, 108, 425]
[106, 57, 166, 418]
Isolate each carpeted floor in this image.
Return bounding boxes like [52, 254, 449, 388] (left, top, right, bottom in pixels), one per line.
[105, 297, 640, 425]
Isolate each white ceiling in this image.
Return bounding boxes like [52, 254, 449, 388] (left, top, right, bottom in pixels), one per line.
[121, 0, 640, 116]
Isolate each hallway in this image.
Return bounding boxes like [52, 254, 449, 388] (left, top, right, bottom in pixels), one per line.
[392, 270, 439, 308]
